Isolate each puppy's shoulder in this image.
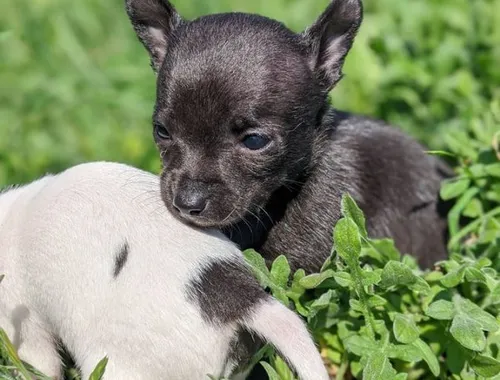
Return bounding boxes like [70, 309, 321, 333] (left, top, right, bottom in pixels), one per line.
[325, 110, 433, 166]
[329, 110, 417, 145]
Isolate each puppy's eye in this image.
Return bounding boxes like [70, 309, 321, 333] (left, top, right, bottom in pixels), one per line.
[154, 123, 171, 140]
[241, 134, 271, 150]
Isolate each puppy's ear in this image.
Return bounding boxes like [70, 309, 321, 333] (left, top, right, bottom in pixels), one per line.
[302, 0, 362, 92]
[125, 0, 182, 73]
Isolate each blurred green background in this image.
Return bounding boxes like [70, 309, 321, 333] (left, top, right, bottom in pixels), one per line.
[0, 0, 499, 187]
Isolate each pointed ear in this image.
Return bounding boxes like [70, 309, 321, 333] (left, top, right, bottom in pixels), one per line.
[125, 0, 182, 73]
[302, 0, 362, 92]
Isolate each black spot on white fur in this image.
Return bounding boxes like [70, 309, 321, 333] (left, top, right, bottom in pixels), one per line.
[186, 259, 266, 325]
[113, 242, 129, 278]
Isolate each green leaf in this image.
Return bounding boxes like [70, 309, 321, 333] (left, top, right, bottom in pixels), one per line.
[0, 371, 17, 380]
[408, 277, 431, 294]
[349, 299, 364, 313]
[440, 266, 466, 287]
[0, 329, 32, 380]
[448, 187, 480, 237]
[290, 269, 306, 293]
[270, 255, 290, 289]
[470, 354, 500, 377]
[362, 270, 382, 287]
[320, 255, 333, 273]
[298, 269, 335, 289]
[88, 357, 108, 380]
[0, 275, 4, 284]
[462, 198, 483, 218]
[23, 361, 54, 380]
[272, 288, 289, 305]
[424, 270, 444, 282]
[456, 297, 499, 332]
[490, 283, 500, 305]
[464, 267, 487, 283]
[341, 193, 368, 237]
[272, 355, 295, 380]
[310, 290, 334, 311]
[288, 269, 306, 309]
[368, 239, 401, 262]
[485, 163, 500, 177]
[446, 342, 466, 374]
[368, 295, 387, 308]
[394, 374, 408, 380]
[475, 257, 492, 269]
[412, 338, 440, 376]
[260, 362, 281, 380]
[380, 261, 415, 287]
[393, 314, 419, 344]
[425, 150, 457, 159]
[343, 335, 377, 357]
[386, 344, 422, 362]
[426, 300, 455, 320]
[363, 351, 397, 380]
[333, 271, 352, 287]
[450, 314, 486, 352]
[350, 360, 363, 379]
[334, 218, 362, 263]
[440, 178, 471, 200]
[243, 249, 271, 287]
[379, 261, 429, 293]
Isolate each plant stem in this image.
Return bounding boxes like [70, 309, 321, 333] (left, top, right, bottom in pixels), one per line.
[348, 259, 377, 341]
[448, 206, 500, 249]
[336, 353, 350, 380]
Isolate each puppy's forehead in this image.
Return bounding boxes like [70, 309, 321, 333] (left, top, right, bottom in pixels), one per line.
[174, 13, 304, 62]
[155, 13, 310, 128]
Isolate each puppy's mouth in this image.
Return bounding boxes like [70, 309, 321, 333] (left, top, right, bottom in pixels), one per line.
[161, 192, 247, 228]
[170, 205, 244, 228]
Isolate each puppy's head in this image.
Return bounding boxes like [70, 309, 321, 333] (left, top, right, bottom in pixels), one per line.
[126, 0, 362, 228]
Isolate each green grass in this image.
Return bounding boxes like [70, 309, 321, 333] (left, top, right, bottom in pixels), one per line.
[1, 0, 500, 379]
[1, 0, 499, 187]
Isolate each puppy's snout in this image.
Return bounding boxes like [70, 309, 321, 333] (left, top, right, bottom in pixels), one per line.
[173, 182, 209, 217]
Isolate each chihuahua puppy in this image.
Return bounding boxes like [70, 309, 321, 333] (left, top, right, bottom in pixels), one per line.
[125, 0, 450, 272]
[0, 162, 328, 380]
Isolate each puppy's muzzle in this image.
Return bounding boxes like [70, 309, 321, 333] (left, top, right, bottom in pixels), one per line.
[173, 180, 209, 218]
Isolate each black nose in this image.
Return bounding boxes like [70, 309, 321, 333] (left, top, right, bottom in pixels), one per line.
[173, 189, 208, 217]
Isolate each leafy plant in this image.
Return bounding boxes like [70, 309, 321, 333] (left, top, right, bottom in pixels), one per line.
[244, 187, 500, 379]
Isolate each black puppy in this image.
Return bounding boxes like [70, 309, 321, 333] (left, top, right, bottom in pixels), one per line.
[125, 0, 450, 272]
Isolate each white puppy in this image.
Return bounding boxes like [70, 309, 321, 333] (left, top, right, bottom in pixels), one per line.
[0, 162, 328, 380]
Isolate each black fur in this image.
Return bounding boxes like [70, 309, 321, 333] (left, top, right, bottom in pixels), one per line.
[225, 329, 262, 376]
[113, 242, 129, 278]
[125, 0, 450, 273]
[186, 258, 266, 325]
[187, 259, 267, 377]
[125, 0, 182, 72]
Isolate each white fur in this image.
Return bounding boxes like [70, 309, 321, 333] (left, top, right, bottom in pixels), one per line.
[245, 301, 329, 380]
[0, 162, 328, 379]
